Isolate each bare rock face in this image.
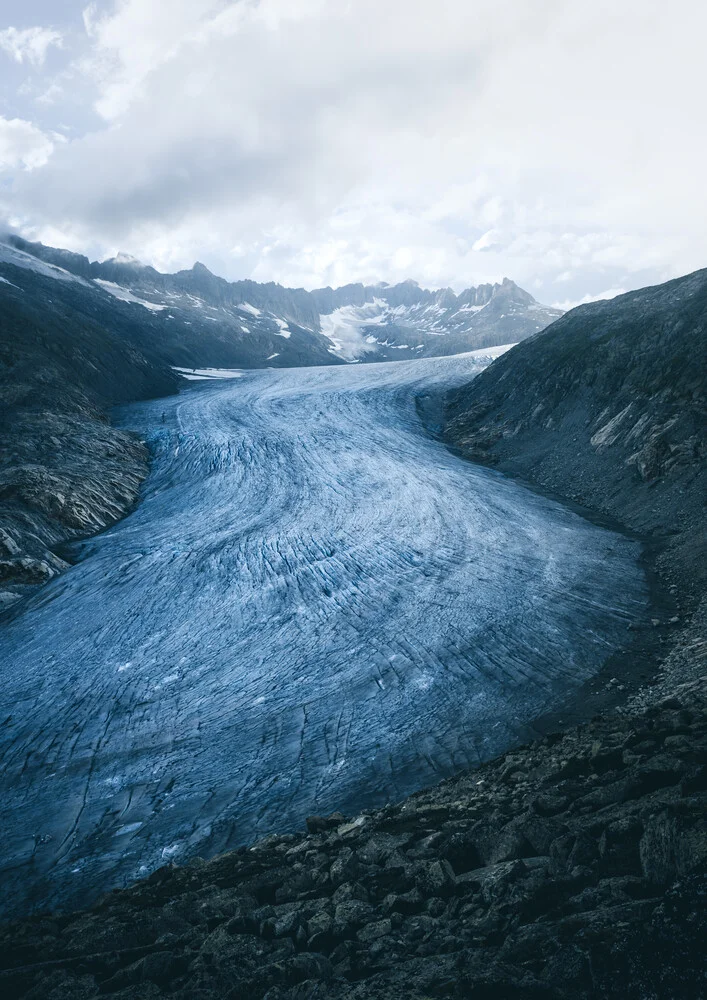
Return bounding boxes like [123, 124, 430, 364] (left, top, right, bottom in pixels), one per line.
[0, 677, 703, 999]
[0, 420, 150, 605]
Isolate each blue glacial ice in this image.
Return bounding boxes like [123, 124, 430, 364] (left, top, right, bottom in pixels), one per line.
[0, 352, 648, 914]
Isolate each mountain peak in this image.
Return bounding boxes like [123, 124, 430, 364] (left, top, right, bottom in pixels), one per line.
[112, 252, 143, 266]
[434, 287, 457, 308]
[192, 261, 213, 275]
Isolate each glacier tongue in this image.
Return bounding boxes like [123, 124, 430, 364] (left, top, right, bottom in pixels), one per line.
[0, 352, 647, 916]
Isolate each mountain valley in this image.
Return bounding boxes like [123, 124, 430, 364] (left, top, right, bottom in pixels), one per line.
[0, 255, 704, 1000]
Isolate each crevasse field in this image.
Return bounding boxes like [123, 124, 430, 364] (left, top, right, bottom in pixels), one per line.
[0, 351, 648, 914]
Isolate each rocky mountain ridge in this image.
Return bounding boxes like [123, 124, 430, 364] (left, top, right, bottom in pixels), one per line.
[0, 239, 339, 372]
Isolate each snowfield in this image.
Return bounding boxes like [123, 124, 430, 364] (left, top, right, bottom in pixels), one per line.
[93, 278, 168, 311]
[0, 352, 648, 915]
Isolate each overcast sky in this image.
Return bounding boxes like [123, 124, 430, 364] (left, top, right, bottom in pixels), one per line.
[1, 0, 705, 306]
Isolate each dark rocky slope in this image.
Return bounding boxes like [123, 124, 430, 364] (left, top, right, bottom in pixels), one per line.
[0, 677, 704, 999]
[444, 269, 707, 611]
[438, 267, 707, 994]
[444, 268, 707, 719]
[0, 263, 181, 605]
[2, 238, 342, 372]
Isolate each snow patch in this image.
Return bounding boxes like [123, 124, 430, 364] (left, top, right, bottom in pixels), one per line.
[173, 367, 245, 380]
[454, 302, 488, 314]
[238, 302, 261, 317]
[320, 295, 496, 360]
[94, 279, 167, 311]
[320, 299, 394, 360]
[114, 822, 143, 837]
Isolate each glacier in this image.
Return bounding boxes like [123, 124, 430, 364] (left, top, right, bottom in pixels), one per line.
[0, 351, 648, 915]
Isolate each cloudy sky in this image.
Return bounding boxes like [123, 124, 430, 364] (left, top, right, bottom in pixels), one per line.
[1, 0, 705, 306]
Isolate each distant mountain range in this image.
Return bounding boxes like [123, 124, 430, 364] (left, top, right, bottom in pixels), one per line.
[2, 235, 562, 368]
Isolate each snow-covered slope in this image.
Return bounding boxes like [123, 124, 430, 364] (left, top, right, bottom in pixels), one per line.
[0, 241, 91, 285]
[2, 235, 562, 368]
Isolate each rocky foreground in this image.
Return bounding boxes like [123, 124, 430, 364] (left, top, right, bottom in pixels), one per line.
[0, 673, 704, 1000]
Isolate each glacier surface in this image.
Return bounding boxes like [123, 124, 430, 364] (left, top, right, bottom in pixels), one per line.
[0, 352, 648, 915]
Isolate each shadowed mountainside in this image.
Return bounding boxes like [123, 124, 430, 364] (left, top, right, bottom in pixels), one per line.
[0, 263, 181, 605]
[1, 238, 342, 371]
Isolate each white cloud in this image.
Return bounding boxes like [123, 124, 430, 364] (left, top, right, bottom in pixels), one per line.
[552, 288, 628, 313]
[472, 230, 502, 253]
[0, 117, 56, 170]
[3, 0, 707, 303]
[0, 26, 63, 67]
[80, 0, 226, 120]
